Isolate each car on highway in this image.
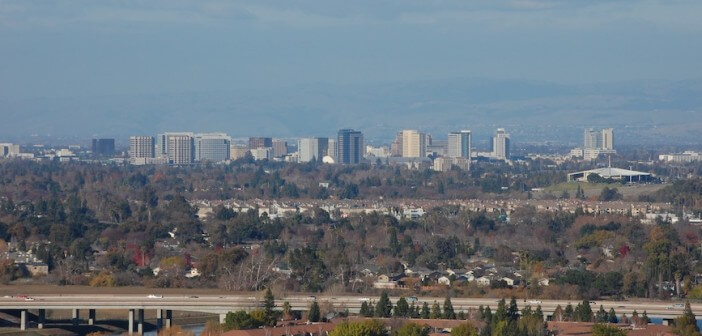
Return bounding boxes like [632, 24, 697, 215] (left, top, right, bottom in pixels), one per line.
[247, 297, 257, 300]
[668, 303, 685, 309]
[589, 301, 596, 305]
[147, 294, 164, 299]
[189, 296, 199, 299]
[528, 300, 542, 304]
[306, 296, 316, 301]
[407, 296, 419, 303]
[358, 297, 370, 302]
[24, 297, 35, 301]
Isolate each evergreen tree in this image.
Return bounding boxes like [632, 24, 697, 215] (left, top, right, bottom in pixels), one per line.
[443, 297, 456, 319]
[421, 302, 430, 319]
[376, 292, 393, 317]
[410, 303, 419, 318]
[521, 305, 533, 317]
[477, 305, 485, 320]
[457, 311, 466, 320]
[508, 297, 519, 322]
[360, 301, 370, 317]
[431, 302, 442, 319]
[564, 304, 574, 321]
[673, 301, 700, 336]
[394, 297, 410, 317]
[308, 301, 321, 322]
[534, 306, 544, 321]
[483, 307, 493, 325]
[608, 308, 618, 323]
[641, 311, 649, 324]
[576, 299, 592, 322]
[595, 305, 608, 323]
[494, 299, 508, 322]
[263, 288, 276, 326]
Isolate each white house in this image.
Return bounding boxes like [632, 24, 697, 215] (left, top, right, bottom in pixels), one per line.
[476, 276, 492, 287]
[438, 276, 451, 286]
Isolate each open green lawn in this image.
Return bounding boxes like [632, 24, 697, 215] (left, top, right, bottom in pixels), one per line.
[540, 182, 667, 200]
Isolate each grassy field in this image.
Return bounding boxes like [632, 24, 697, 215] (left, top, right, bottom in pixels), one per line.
[540, 182, 667, 200]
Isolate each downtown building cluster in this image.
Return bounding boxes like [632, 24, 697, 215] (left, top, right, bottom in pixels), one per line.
[128, 129, 367, 166]
[127, 128, 514, 172]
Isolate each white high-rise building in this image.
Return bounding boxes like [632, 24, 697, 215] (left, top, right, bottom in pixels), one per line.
[492, 128, 511, 160]
[601, 128, 614, 150]
[194, 133, 230, 162]
[447, 130, 471, 159]
[164, 133, 194, 164]
[129, 136, 155, 160]
[298, 137, 329, 162]
[298, 138, 319, 162]
[0, 143, 20, 158]
[584, 128, 600, 149]
[327, 139, 337, 162]
[402, 130, 426, 158]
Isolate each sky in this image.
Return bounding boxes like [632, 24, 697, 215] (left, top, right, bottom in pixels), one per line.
[1, 0, 702, 100]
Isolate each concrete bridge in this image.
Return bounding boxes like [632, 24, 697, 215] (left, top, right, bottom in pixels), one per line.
[0, 294, 696, 334]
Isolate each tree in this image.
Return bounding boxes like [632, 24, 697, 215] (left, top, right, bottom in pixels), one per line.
[420, 302, 430, 319]
[608, 308, 618, 323]
[591, 324, 626, 336]
[308, 301, 321, 322]
[263, 288, 276, 326]
[443, 297, 456, 319]
[508, 297, 519, 322]
[575, 299, 592, 322]
[223, 311, 264, 330]
[564, 304, 574, 321]
[430, 302, 442, 319]
[599, 187, 623, 201]
[552, 305, 564, 322]
[394, 297, 410, 317]
[282, 301, 293, 320]
[595, 305, 608, 323]
[376, 292, 393, 318]
[673, 301, 700, 336]
[330, 320, 386, 336]
[393, 323, 429, 336]
[450, 323, 478, 336]
[361, 301, 371, 317]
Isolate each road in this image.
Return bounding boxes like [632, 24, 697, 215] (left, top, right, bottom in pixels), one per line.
[0, 294, 697, 319]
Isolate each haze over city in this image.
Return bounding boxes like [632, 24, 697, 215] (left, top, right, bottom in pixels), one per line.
[3, 1, 702, 336]
[1, 0, 702, 143]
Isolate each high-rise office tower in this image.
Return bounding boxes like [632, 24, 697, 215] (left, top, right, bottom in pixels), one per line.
[601, 128, 614, 150]
[337, 129, 364, 164]
[194, 133, 230, 162]
[299, 137, 330, 162]
[492, 128, 511, 160]
[129, 136, 155, 159]
[166, 133, 194, 164]
[272, 139, 288, 158]
[390, 132, 403, 157]
[402, 130, 426, 158]
[584, 128, 600, 149]
[92, 138, 115, 156]
[248, 137, 273, 150]
[327, 139, 337, 161]
[447, 130, 471, 159]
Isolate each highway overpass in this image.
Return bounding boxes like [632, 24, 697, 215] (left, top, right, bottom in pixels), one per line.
[0, 294, 697, 334]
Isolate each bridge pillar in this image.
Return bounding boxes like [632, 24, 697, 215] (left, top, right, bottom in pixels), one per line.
[88, 309, 96, 325]
[37, 309, 46, 329]
[128, 309, 135, 334]
[137, 309, 144, 335]
[72, 308, 80, 326]
[165, 310, 172, 329]
[156, 309, 163, 329]
[20, 310, 27, 331]
[220, 313, 227, 324]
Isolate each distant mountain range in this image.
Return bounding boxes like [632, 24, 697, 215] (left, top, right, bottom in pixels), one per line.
[1, 78, 701, 145]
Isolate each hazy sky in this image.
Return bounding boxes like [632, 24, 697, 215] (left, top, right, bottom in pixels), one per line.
[1, 0, 702, 99]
